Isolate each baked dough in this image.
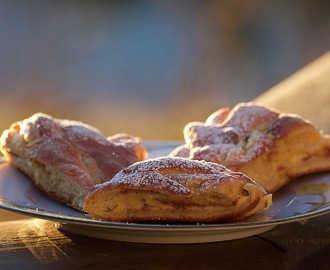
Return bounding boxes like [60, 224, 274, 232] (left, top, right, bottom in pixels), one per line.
[84, 157, 272, 223]
[170, 102, 330, 193]
[0, 113, 147, 210]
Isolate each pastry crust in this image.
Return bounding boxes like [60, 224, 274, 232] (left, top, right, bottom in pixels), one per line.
[0, 113, 147, 210]
[170, 102, 330, 192]
[84, 157, 272, 223]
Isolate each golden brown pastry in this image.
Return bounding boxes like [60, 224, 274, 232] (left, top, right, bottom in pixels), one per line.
[170, 102, 330, 193]
[0, 113, 147, 210]
[84, 157, 272, 223]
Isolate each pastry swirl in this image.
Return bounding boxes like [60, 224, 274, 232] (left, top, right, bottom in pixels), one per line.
[170, 102, 330, 192]
[84, 157, 271, 223]
[0, 113, 147, 210]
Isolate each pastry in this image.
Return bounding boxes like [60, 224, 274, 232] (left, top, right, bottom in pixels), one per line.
[170, 102, 330, 193]
[84, 157, 272, 223]
[0, 113, 147, 210]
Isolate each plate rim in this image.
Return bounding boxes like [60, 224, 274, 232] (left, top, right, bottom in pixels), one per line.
[1, 196, 330, 231]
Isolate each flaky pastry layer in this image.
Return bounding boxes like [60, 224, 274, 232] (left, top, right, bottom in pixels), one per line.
[84, 157, 271, 223]
[170, 102, 330, 192]
[0, 113, 147, 209]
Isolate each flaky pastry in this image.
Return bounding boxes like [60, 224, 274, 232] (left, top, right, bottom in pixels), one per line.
[0, 113, 147, 210]
[170, 102, 330, 193]
[84, 157, 272, 223]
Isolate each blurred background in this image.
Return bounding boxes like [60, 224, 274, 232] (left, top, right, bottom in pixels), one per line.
[1, 0, 329, 140]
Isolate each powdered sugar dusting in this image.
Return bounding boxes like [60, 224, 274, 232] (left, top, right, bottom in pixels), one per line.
[13, 112, 144, 190]
[61, 119, 109, 146]
[184, 123, 240, 148]
[222, 102, 279, 133]
[171, 102, 282, 167]
[95, 157, 241, 194]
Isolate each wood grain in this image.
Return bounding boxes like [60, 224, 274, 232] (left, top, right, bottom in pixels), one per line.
[0, 219, 285, 270]
[254, 52, 330, 132]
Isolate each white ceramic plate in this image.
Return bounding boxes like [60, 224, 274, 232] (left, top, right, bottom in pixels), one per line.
[1, 141, 330, 244]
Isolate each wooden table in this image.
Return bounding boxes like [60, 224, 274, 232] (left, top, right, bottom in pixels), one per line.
[1, 52, 330, 269]
[0, 214, 329, 270]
